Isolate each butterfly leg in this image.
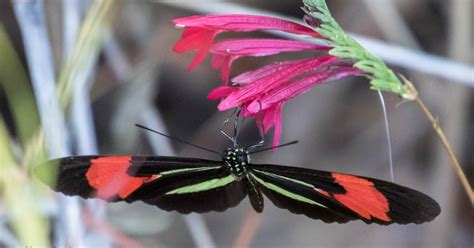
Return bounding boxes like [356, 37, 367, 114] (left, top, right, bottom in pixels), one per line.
[220, 106, 242, 148]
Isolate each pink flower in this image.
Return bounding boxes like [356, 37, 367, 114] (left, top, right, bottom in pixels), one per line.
[173, 14, 362, 146]
[216, 56, 339, 110]
[173, 14, 322, 70]
[208, 64, 361, 146]
[210, 39, 329, 84]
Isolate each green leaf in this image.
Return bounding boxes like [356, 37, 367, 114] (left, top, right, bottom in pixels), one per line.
[0, 26, 41, 146]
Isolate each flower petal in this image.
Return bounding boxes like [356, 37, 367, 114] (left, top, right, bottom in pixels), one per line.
[173, 14, 324, 71]
[208, 86, 238, 100]
[271, 103, 284, 147]
[173, 27, 217, 70]
[262, 105, 277, 133]
[210, 39, 328, 83]
[211, 38, 328, 56]
[247, 67, 362, 112]
[247, 71, 332, 112]
[218, 56, 339, 110]
[173, 14, 319, 37]
[232, 60, 299, 84]
[211, 54, 238, 84]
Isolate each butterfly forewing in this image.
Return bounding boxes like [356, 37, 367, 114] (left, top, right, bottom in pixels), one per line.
[249, 164, 441, 225]
[36, 155, 246, 213]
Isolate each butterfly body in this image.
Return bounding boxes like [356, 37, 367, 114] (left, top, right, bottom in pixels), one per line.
[36, 146, 440, 225]
[222, 147, 250, 179]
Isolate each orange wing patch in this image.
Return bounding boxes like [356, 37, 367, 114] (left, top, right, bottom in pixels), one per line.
[86, 156, 159, 200]
[331, 173, 390, 222]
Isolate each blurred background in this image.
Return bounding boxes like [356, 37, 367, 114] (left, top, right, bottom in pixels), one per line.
[0, 0, 472, 247]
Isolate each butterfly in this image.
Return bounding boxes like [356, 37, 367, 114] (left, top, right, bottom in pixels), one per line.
[36, 126, 440, 225]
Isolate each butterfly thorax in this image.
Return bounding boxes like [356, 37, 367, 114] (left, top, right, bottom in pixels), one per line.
[222, 147, 250, 178]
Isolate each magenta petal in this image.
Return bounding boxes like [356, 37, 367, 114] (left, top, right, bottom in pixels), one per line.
[261, 106, 276, 133]
[219, 56, 339, 110]
[247, 68, 362, 112]
[232, 60, 299, 84]
[325, 67, 364, 81]
[241, 107, 253, 118]
[211, 53, 226, 70]
[173, 14, 319, 37]
[173, 14, 324, 72]
[211, 39, 328, 57]
[173, 27, 217, 70]
[208, 86, 238, 100]
[211, 54, 238, 84]
[210, 39, 327, 84]
[271, 103, 284, 147]
[248, 70, 333, 112]
[173, 27, 206, 53]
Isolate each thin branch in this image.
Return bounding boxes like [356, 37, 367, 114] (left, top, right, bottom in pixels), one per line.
[405, 80, 474, 206]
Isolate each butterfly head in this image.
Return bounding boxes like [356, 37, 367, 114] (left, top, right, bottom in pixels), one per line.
[222, 147, 250, 178]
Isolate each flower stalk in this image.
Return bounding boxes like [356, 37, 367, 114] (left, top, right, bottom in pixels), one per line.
[404, 80, 474, 206]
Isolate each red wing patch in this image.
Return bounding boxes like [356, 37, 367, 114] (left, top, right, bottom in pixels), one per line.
[86, 156, 159, 200]
[331, 173, 390, 222]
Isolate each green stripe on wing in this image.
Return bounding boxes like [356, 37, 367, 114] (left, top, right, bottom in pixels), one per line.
[165, 174, 236, 195]
[253, 169, 315, 188]
[161, 166, 220, 176]
[250, 173, 327, 208]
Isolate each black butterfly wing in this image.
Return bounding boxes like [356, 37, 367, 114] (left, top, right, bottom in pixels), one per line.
[249, 163, 440, 225]
[36, 156, 247, 213]
[127, 160, 248, 213]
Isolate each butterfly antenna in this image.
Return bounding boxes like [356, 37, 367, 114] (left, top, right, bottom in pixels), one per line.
[249, 140, 299, 154]
[135, 124, 221, 155]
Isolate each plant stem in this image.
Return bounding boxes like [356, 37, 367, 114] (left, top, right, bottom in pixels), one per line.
[405, 81, 474, 206]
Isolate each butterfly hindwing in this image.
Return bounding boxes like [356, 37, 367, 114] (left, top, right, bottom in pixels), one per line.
[36, 155, 247, 213]
[249, 164, 440, 225]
